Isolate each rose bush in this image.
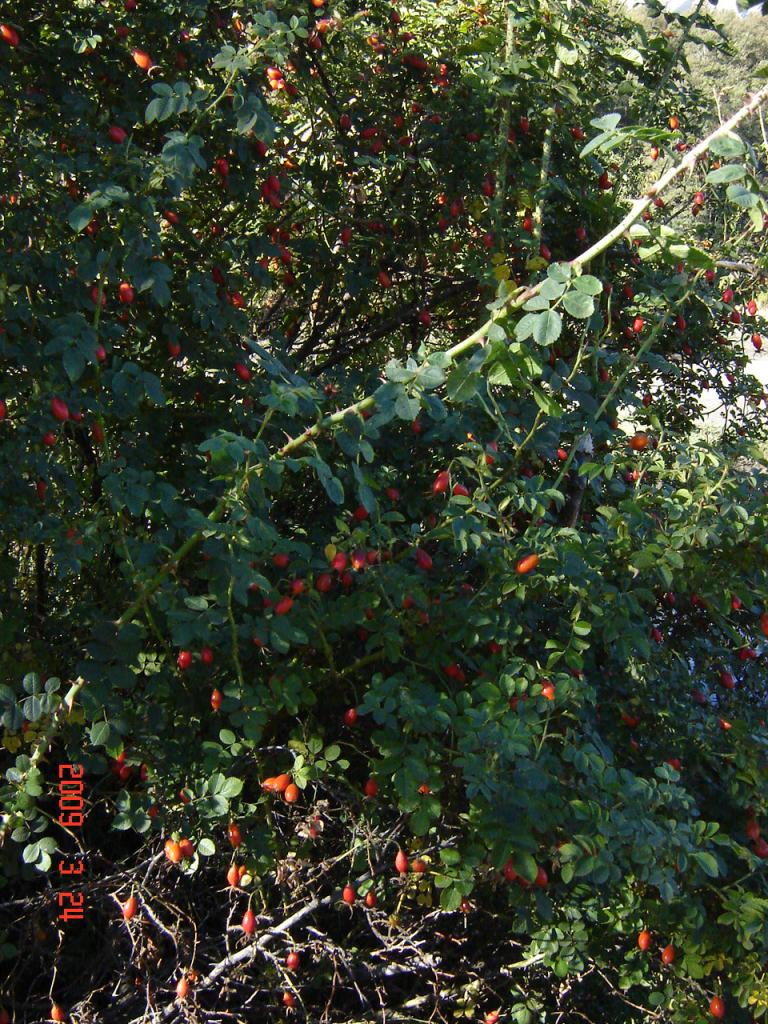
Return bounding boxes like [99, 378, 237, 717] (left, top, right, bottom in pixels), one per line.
[1, 0, 767, 1021]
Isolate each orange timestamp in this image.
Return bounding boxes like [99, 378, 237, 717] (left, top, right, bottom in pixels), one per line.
[56, 763, 86, 922]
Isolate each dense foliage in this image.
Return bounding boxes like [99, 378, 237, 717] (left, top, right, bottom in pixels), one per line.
[1, 1, 767, 1022]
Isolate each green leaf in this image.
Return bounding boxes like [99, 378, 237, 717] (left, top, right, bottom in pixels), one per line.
[515, 313, 540, 341]
[440, 886, 463, 911]
[513, 852, 538, 883]
[538, 278, 567, 302]
[394, 393, 421, 421]
[726, 183, 758, 209]
[580, 131, 614, 158]
[309, 457, 345, 504]
[22, 673, 40, 695]
[68, 203, 93, 232]
[446, 363, 480, 403]
[417, 364, 445, 389]
[145, 93, 179, 123]
[693, 851, 720, 878]
[562, 291, 594, 319]
[705, 164, 745, 184]
[591, 113, 622, 131]
[160, 132, 207, 183]
[22, 842, 40, 864]
[532, 386, 563, 418]
[220, 777, 243, 799]
[89, 721, 110, 747]
[547, 262, 571, 284]
[533, 309, 562, 346]
[385, 360, 416, 384]
[198, 837, 216, 856]
[709, 133, 745, 158]
[573, 275, 603, 296]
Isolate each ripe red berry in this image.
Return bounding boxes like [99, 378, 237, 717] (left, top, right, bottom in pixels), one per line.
[516, 553, 539, 574]
[316, 572, 333, 593]
[415, 548, 433, 571]
[176, 977, 189, 1000]
[343, 707, 358, 727]
[286, 951, 301, 971]
[200, 646, 214, 666]
[719, 670, 735, 691]
[242, 908, 256, 934]
[109, 125, 128, 144]
[131, 47, 153, 71]
[432, 470, 450, 494]
[1, 24, 21, 47]
[228, 822, 242, 848]
[661, 944, 675, 965]
[709, 995, 725, 1019]
[122, 895, 138, 920]
[364, 778, 378, 798]
[637, 929, 651, 951]
[365, 890, 377, 908]
[210, 688, 222, 711]
[746, 816, 760, 842]
[51, 397, 70, 422]
[342, 885, 356, 905]
[177, 650, 192, 671]
[395, 849, 409, 874]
